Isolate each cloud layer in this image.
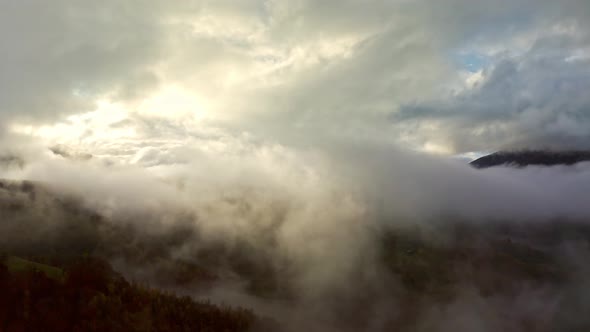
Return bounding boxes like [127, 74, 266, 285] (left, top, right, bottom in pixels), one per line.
[0, 0, 588, 152]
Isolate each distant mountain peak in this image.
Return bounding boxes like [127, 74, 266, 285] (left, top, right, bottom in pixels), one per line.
[470, 150, 590, 169]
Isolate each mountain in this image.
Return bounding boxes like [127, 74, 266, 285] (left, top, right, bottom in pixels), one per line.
[470, 150, 590, 169]
[3, 178, 590, 330]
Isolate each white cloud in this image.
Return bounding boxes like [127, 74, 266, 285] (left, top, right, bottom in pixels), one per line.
[3, 0, 590, 218]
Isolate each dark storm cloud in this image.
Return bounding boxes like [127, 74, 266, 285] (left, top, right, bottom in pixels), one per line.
[394, 36, 590, 152]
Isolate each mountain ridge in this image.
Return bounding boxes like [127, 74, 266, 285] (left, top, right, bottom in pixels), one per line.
[470, 150, 590, 169]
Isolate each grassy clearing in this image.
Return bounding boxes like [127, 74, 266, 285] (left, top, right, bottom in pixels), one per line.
[2, 256, 65, 282]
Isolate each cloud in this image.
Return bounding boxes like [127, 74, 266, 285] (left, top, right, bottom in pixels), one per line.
[388, 1, 590, 152]
[4, 2, 590, 329]
[4, 0, 590, 291]
[394, 33, 590, 152]
[3, 0, 590, 152]
[0, 1, 178, 127]
[5, 134, 590, 330]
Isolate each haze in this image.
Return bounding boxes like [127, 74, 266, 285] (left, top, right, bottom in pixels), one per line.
[2, 1, 590, 331]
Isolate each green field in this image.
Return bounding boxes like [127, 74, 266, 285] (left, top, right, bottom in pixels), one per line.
[2, 256, 65, 282]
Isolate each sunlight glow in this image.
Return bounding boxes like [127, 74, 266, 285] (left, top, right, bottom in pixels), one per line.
[9, 85, 211, 147]
[10, 100, 136, 144]
[137, 86, 209, 120]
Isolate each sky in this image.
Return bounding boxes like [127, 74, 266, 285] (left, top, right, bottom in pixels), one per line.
[2, 0, 590, 225]
[2, 0, 590, 223]
[1, 0, 590, 159]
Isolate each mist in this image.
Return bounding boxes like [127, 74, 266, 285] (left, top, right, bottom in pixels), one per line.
[3, 135, 590, 331]
[3, 1, 590, 331]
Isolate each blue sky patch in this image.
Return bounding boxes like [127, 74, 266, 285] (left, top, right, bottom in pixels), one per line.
[453, 52, 491, 72]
